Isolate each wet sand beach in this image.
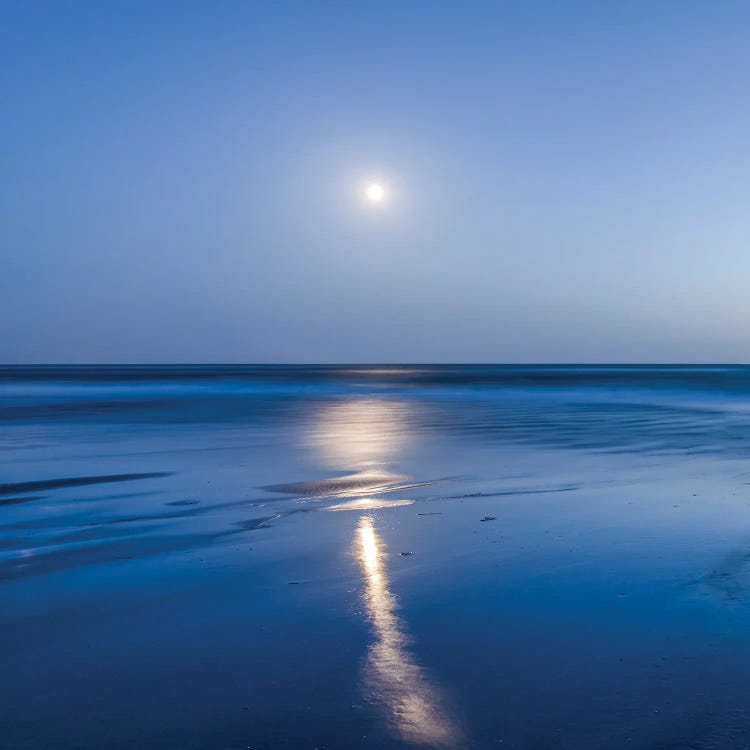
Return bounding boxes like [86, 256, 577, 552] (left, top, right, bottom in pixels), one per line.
[4, 365, 750, 749]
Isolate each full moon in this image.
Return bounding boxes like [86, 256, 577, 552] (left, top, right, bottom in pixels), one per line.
[364, 182, 386, 203]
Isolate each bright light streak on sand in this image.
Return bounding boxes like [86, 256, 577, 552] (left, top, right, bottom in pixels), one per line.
[355, 516, 463, 748]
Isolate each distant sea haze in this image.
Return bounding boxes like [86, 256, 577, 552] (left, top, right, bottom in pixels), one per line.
[3, 364, 750, 457]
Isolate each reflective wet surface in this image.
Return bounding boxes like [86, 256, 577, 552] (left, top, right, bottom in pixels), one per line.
[4, 366, 750, 748]
[356, 515, 463, 748]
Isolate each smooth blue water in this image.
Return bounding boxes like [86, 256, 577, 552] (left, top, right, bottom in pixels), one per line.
[3, 366, 750, 749]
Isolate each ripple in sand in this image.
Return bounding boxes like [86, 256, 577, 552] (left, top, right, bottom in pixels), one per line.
[264, 470, 409, 497]
[322, 498, 414, 512]
[0, 472, 171, 497]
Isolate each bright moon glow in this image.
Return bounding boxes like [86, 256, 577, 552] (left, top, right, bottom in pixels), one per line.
[365, 182, 386, 203]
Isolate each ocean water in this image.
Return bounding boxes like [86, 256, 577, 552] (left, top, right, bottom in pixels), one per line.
[3, 365, 750, 749]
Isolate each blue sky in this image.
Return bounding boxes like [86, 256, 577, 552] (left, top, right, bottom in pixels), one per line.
[2, 1, 749, 362]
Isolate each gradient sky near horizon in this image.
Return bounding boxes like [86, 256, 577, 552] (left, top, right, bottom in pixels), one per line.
[2, 1, 749, 363]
